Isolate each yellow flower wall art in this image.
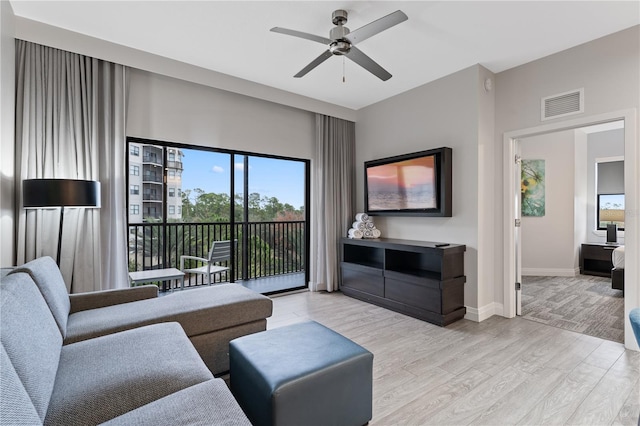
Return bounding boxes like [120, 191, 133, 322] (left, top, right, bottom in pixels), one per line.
[521, 159, 545, 217]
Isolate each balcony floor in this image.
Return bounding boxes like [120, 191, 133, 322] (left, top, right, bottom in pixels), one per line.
[165, 272, 306, 295]
[237, 272, 306, 294]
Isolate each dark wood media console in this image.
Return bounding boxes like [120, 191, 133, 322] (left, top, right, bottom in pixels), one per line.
[340, 238, 466, 326]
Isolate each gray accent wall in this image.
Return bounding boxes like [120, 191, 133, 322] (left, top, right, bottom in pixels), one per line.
[127, 69, 315, 160]
[0, 1, 15, 267]
[355, 65, 496, 316]
[495, 25, 639, 309]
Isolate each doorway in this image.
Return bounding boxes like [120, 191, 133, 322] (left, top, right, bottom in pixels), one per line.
[503, 109, 639, 349]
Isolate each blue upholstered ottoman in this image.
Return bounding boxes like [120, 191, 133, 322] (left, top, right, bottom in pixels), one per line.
[229, 321, 373, 426]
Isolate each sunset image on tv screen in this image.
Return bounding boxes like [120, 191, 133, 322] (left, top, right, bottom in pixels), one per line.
[367, 156, 436, 211]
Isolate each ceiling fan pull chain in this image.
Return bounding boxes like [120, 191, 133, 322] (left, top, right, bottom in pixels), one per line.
[343, 56, 346, 83]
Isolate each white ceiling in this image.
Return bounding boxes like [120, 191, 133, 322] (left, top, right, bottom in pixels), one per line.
[9, 1, 640, 110]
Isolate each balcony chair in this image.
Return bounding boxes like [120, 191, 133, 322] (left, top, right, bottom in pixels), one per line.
[181, 240, 234, 285]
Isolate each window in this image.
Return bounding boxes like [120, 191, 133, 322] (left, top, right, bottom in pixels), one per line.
[130, 145, 139, 156]
[596, 160, 624, 230]
[126, 137, 308, 293]
[598, 194, 624, 231]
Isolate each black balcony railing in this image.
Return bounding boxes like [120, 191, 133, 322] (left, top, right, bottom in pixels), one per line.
[143, 155, 162, 165]
[167, 161, 183, 170]
[128, 221, 305, 289]
[143, 174, 162, 183]
[143, 193, 162, 201]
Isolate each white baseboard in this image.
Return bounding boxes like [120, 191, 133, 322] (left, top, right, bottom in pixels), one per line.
[521, 267, 578, 277]
[493, 303, 504, 317]
[464, 302, 501, 322]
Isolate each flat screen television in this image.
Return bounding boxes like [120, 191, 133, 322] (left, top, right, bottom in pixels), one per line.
[364, 147, 452, 217]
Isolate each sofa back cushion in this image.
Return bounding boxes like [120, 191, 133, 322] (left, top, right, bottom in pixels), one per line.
[0, 344, 42, 425]
[10, 256, 70, 338]
[1, 272, 63, 422]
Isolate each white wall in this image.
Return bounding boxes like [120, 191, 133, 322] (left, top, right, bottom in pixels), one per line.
[586, 128, 625, 244]
[355, 65, 492, 316]
[127, 69, 315, 160]
[0, 1, 15, 267]
[494, 25, 639, 308]
[574, 130, 588, 269]
[520, 130, 577, 276]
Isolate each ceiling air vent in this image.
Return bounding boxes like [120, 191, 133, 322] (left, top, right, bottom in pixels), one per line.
[541, 88, 584, 121]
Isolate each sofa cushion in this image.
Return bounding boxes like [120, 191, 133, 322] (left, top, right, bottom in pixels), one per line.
[0, 344, 42, 425]
[0, 272, 62, 423]
[45, 322, 214, 426]
[10, 256, 70, 338]
[101, 379, 251, 426]
[65, 284, 273, 344]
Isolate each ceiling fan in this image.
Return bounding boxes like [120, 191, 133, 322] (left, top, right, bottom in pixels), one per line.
[271, 9, 408, 81]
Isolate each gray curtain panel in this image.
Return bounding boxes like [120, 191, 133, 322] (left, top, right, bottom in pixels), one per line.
[310, 114, 355, 292]
[15, 40, 129, 293]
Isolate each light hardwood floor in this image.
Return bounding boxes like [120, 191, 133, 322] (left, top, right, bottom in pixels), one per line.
[268, 290, 640, 426]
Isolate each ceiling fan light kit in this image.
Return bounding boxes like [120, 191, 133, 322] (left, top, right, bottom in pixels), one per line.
[271, 9, 408, 81]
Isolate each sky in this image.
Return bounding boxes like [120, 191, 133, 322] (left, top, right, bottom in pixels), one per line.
[180, 148, 306, 209]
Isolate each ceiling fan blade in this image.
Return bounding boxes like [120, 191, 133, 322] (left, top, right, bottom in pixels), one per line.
[294, 50, 334, 78]
[270, 27, 332, 45]
[345, 10, 408, 44]
[345, 46, 392, 81]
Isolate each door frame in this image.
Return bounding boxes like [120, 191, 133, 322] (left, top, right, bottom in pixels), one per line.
[502, 109, 639, 349]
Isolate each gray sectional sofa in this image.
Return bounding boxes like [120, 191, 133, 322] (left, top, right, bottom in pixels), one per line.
[12, 256, 273, 375]
[1, 256, 273, 425]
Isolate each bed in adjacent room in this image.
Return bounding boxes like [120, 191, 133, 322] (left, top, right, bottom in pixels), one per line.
[611, 245, 625, 292]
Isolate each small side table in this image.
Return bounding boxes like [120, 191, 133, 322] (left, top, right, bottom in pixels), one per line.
[129, 268, 185, 291]
[580, 243, 619, 277]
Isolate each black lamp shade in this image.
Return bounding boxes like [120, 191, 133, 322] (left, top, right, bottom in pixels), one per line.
[23, 179, 101, 208]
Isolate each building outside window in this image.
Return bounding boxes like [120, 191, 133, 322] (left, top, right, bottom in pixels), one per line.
[169, 187, 175, 197]
[169, 205, 175, 215]
[130, 204, 139, 215]
[130, 145, 139, 156]
[130, 184, 139, 195]
[130, 165, 139, 176]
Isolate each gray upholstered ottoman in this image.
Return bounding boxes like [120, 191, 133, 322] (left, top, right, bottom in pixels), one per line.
[229, 320, 373, 426]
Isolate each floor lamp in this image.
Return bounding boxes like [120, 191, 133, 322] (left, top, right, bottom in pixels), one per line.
[23, 179, 101, 266]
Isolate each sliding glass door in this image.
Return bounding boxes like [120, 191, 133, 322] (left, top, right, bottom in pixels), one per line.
[127, 137, 309, 294]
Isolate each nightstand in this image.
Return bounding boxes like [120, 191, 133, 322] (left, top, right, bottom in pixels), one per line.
[580, 243, 619, 277]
